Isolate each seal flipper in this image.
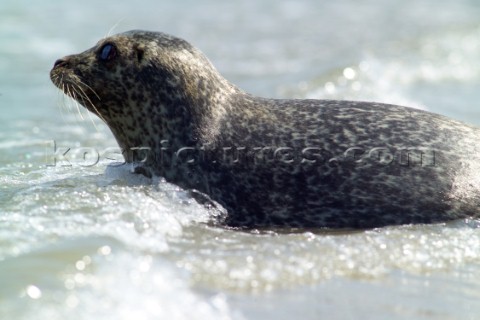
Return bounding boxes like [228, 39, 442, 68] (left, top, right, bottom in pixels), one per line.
[132, 165, 153, 179]
[188, 189, 228, 225]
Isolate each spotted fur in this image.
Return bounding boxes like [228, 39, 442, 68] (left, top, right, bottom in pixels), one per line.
[50, 30, 480, 229]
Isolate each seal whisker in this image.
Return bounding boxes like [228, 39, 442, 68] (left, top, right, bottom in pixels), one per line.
[87, 103, 107, 126]
[52, 74, 68, 117]
[55, 75, 70, 115]
[74, 83, 103, 130]
[69, 85, 85, 121]
[56, 85, 69, 122]
[61, 85, 73, 116]
[63, 84, 74, 113]
[76, 78, 102, 102]
[105, 19, 125, 39]
[76, 78, 113, 124]
[74, 80, 106, 124]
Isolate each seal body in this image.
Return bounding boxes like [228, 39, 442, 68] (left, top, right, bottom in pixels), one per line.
[50, 30, 480, 228]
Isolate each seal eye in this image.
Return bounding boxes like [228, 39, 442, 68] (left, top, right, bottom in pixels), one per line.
[99, 43, 116, 62]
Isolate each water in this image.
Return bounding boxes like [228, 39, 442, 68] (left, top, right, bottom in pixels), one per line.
[1, 0, 480, 319]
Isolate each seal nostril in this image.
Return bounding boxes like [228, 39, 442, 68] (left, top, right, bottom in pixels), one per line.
[54, 58, 69, 68]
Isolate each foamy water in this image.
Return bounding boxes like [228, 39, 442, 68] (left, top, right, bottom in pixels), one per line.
[1, 0, 480, 319]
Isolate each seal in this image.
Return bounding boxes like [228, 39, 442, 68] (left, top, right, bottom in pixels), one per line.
[50, 30, 480, 229]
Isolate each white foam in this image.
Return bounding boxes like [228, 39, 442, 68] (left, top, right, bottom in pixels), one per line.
[0, 245, 241, 320]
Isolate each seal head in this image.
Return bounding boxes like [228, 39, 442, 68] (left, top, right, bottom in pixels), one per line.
[51, 31, 238, 158]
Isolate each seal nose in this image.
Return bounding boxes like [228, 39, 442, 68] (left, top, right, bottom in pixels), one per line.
[53, 58, 69, 69]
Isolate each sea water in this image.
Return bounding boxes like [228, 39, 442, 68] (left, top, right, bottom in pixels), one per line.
[1, 0, 480, 319]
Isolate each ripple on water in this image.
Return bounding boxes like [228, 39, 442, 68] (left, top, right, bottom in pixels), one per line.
[169, 221, 480, 292]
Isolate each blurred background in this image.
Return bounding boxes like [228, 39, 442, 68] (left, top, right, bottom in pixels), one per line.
[1, 0, 480, 319]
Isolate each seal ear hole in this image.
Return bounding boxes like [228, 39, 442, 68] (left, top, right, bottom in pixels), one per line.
[136, 47, 145, 63]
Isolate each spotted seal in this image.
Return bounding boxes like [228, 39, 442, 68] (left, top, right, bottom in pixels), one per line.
[50, 30, 480, 229]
